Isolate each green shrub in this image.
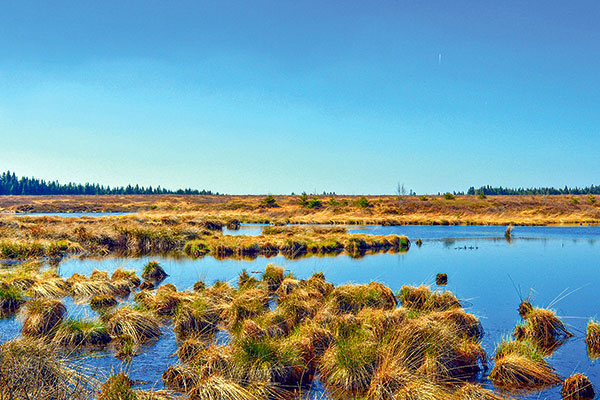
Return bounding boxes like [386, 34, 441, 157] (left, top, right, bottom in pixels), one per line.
[307, 197, 322, 209]
[356, 196, 371, 208]
[443, 192, 456, 200]
[262, 195, 278, 208]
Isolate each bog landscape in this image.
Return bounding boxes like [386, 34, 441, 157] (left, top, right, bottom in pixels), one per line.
[2, 2, 599, 400]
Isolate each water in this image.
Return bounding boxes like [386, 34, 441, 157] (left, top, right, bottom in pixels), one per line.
[1, 212, 134, 218]
[223, 223, 600, 240]
[3, 225, 600, 399]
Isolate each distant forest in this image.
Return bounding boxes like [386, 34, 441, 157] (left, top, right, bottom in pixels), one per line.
[0, 171, 216, 195]
[467, 185, 600, 195]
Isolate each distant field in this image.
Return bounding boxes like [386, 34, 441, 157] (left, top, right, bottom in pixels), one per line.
[0, 194, 599, 226]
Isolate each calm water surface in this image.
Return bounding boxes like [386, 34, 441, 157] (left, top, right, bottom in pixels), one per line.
[2, 225, 600, 399]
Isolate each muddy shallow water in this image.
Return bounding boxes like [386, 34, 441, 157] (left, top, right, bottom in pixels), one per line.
[2, 225, 600, 399]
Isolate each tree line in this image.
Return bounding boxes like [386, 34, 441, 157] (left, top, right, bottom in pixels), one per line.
[0, 171, 216, 195]
[467, 185, 600, 196]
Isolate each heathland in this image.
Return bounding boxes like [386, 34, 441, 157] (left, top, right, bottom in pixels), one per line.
[0, 193, 599, 226]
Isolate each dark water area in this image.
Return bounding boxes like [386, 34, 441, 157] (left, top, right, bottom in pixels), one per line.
[2, 225, 600, 399]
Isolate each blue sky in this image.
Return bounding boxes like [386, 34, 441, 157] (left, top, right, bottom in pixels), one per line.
[1, 1, 598, 194]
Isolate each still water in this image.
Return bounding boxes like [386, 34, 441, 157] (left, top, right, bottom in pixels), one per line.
[2, 225, 600, 399]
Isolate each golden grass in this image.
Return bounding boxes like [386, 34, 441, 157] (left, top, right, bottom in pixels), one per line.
[514, 307, 572, 350]
[105, 306, 162, 343]
[561, 373, 595, 400]
[1, 193, 599, 226]
[587, 320, 600, 358]
[21, 298, 66, 337]
[0, 337, 96, 399]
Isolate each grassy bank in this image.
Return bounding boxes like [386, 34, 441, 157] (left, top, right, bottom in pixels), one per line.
[0, 216, 409, 260]
[1, 193, 599, 226]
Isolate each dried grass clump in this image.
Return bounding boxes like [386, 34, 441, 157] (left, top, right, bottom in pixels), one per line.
[97, 372, 135, 400]
[489, 338, 560, 389]
[400, 285, 461, 312]
[320, 334, 378, 393]
[489, 353, 560, 388]
[277, 288, 323, 325]
[226, 288, 269, 328]
[22, 298, 66, 337]
[70, 278, 118, 298]
[304, 272, 334, 297]
[237, 269, 259, 290]
[177, 336, 209, 363]
[561, 373, 595, 400]
[162, 363, 200, 392]
[0, 337, 95, 400]
[106, 306, 161, 343]
[111, 267, 141, 287]
[140, 280, 155, 290]
[0, 284, 25, 315]
[515, 307, 572, 348]
[276, 276, 300, 296]
[327, 282, 397, 314]
[435, 273, 448, 286]
[54, 318, 111, 347]
[188, 375, 260, 400]
[518, 300, 534, 318]
[91, 270, 110, 281]
[142, 261, 168, 281]
[586, 320, 600, 357]
[382, 316, 486, 382]
[262, 264, 284, 292]
[427, 309, 484, 341]
[28, 277, 69, 298]
[174, 296, 221, 338]
[453, 383, 505, 400]
[229, 334, 307, 387]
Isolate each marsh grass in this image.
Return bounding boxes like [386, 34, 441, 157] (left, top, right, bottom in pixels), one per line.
[489, 338, 560, 390]
[106, 306, 161, 343]
[54, 318, 111, 347]
[514, 307, 572, 349]
[21, 298, 66, 337]
[561, 373, 595, 400]
[142, 261, 168, 281]
[0, 337, 96, 400]
[586, 320, 600, 358]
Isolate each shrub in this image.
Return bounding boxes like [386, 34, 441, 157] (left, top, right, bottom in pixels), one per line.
[307, 196, 322, 209]
[356, 196, 371, 208]
[443, 192, 456, 200]
[261, 195, 278, 208]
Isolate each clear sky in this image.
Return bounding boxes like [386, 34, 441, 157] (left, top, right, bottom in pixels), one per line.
[1, 1, 598, 194]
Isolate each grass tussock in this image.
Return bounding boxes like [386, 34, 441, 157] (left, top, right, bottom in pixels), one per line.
[586, 320, 600, 358]
[399, 285, 461, 312]
[514, 306, 572, 349]
[0, 337, 96, 399]
[54, 318, 111, 347]
[22, 298, 66, 337]
[142, 261, 169, 281]
[489, 338, 560, 390]
[561, 373, 595, 400]
[105, 306, 161, 343]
